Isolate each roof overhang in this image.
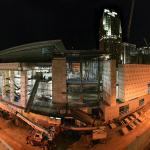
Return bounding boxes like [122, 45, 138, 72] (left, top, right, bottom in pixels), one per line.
[0, 40, 103, 63]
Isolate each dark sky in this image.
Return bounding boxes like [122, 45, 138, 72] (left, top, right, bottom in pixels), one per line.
[0, 0, 149, 50]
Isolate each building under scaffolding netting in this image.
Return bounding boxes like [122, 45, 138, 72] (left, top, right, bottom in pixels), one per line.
[0, 40, 103, 116]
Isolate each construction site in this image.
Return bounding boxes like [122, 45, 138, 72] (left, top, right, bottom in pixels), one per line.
[0, 38, 149, 150]
[0, 5, 150, 150]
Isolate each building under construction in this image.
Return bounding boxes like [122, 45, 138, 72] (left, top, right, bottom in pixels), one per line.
[0, 40, 104, 127]
[0, 38, 149, 120]
[0, 39, 150, 149]
[0, 7, 150, 149]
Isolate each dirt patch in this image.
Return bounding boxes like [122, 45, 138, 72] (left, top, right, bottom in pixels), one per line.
[0, 117, 41, 150]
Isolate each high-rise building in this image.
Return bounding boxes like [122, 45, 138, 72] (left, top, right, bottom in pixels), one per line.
[99, 9, 138, 65]
[102, 9, 122, 38]
[99, 9, 122, 59]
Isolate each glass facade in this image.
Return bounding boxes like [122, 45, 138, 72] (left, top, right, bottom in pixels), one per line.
[27, 66, 52, 107]
[103, 9, 121, 38]
[99, 9, 122, 60]
[0, 55, 102, 110]
[67, 57, 100, 106]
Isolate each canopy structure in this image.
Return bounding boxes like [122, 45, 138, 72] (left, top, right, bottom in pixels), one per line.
[0, 40, 65, 62]
[0, 40, 102, 63]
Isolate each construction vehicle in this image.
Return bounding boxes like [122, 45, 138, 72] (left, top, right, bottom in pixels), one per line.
[92, 126, 107, 144]
[26, 130, 56, 150]
[16, 112, 57, 149]
[26, 130, 44, 146]
[80, 126, 107, 148]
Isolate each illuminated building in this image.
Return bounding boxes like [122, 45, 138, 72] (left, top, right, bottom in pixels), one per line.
[99, 9, 139, 65]
[0, 39, 149, 126]
[120, 42, 137, 64]
[0, 40, 103, 118]
[99, 9, 122, 58]
[137, 46, 150, 64]
[101, 60, 150, 121]
[138, 47, 150, 55]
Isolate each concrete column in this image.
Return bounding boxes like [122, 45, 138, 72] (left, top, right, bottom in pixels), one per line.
[80, 60, 83, 102]
[10, 71, 14, 102]
[2, 72, 6, 99]
[123, 47, 126, 64]
[20, 71, 28, 107]
[2, 71, 9, 99]
[111, 60, 116, 106]
[102, 60, 116, 106]
[52, 58, 67, 104]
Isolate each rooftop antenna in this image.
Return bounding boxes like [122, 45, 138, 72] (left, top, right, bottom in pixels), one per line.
[127, 0, 135, 41]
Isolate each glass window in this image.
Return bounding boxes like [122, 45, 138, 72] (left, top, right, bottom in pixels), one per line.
[119, 105, 129, 115]
[148, 84, 150, 94]
[139, 99, 144, 106]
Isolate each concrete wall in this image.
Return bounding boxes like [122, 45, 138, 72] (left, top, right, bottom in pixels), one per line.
[118, 64, 150, 101]
[117, 65, 124, 100]
[102, 94, 150, 121]
[102, 60, 116, 106]
[102, 63, 150, 121]
[102, 104, 119, 121]
[52, 58, 67, 104]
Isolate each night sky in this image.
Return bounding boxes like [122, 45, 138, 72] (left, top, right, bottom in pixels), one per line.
[0, 0, 149, 50]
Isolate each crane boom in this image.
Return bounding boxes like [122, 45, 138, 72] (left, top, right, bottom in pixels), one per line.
[16, 112, 49, 134]
[127, 0, 135, 41]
